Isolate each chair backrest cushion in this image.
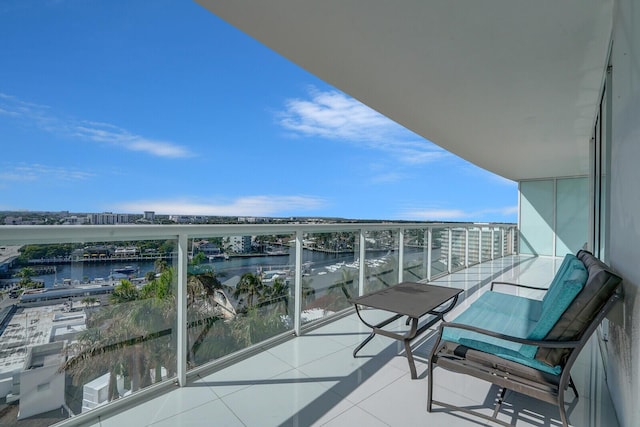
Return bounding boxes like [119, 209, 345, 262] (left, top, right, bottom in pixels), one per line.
[526, 255, 587, 342]
[535, 250, 622, 366]
[541, 253, 579, 307]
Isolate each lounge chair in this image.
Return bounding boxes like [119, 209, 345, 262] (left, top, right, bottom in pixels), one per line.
[427, 250, 622, 427]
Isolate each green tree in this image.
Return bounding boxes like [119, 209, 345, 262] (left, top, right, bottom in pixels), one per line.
[15, 267, 43, 289]
[145, 271, 157, 283]
[154, 258, 168, 273]
[190, 251, 207, 265]
[111, 280, 140, 303]
[233, 272, 265, 309]
[264, 278, 290, 315]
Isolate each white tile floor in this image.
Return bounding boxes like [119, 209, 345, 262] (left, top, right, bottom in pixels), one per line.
[81, 255, 620, 427]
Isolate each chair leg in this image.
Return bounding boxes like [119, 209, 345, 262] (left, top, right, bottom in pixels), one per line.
[558, 386, 569, 427]
[427, 358, 434, 412]
[492, 387, 508, 418]
[568, 375, 579, 398]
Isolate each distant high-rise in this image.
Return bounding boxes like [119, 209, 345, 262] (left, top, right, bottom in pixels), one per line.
[87, 212, 129, 225]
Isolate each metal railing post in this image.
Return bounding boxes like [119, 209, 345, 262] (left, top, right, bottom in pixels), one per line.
[422, 229, 428, 279]
[359, 229, 366, 296]
[177, 233, 188, 387]
[447, 228, 453, 273]
[294, 230, 303, 335]
[398, 227, 404, 283]
[427, 227, 432, 281]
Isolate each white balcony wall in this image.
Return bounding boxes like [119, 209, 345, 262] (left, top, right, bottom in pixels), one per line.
[556, 177, 589, 255]
[519, 177, 588, 257]
[519, 180, 554, 255]
[607, 0, 640, 425]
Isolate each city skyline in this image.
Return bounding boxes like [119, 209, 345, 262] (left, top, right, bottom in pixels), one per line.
[0, 1, 517, 222]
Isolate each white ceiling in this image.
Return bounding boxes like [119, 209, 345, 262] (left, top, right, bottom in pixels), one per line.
[196, 0, 613, 181]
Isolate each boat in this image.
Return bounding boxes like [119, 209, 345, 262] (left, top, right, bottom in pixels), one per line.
[112, 266, 137, 275]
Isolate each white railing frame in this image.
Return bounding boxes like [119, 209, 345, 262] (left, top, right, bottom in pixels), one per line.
[0, 221, 516, 426]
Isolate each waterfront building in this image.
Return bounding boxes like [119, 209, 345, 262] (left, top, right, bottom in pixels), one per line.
[143, 211, 155, 222]
[229, 235, 252, 253]
[87, 213, 129, 225]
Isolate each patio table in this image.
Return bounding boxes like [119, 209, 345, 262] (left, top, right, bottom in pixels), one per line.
[349, 282, 462, 379]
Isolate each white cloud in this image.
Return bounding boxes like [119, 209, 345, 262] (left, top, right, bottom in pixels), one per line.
[0, 92, 193, 158]
[401, 206, 518, 221]
[114, 195, 327, 216]
[278, 88, 445, 164]
[73, 122, 192, 158]
[0, 163, 95, 182]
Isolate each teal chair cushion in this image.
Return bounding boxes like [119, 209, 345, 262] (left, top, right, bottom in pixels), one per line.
[441, 254, 588, 375]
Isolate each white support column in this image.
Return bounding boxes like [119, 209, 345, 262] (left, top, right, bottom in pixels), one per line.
[479, 228, 483, 263]
[176, 233, 188, 387]
[398, 228, 404, 283]
[447, 228, 453, 273]
[501, 228, 505, 257]
[359, 229, 366, 296]
[422, 229, 428, 279]
[427, 228, 432, 281]
[294, 230, 303, 336]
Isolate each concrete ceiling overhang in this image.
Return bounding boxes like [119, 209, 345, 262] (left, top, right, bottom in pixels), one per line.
[196, 0, 613, 181]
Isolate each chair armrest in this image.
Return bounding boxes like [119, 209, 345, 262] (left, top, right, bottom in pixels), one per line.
[438, 321, 580, 349]
[490, 281, 549, 292]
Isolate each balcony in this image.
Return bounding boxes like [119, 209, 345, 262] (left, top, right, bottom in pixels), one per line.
[0, 223, 616, 426]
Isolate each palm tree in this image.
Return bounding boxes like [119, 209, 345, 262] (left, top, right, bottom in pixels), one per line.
[110, 279, 140, 303]
[233, 272, 265, 309]
[144, 271, 157, 283]
[327, 268, 356, 310]
[154, 258, 168, 273]
[65, 271, 176, 400]
[265, 278, 289, 315]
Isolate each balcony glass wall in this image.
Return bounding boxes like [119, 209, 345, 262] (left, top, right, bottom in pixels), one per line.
[402, 228, 429, 282]
[300, 231, 359, 323]
[1, 239, 179, 421]
[363, 229, 399, 294]
[0, 222, 515, 426]
[429, 227, 447, 278]
[185, 233, 295, 369]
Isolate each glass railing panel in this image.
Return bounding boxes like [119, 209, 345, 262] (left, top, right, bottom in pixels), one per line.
[363, 229, 399, 293]
[185, 233, 295, 368]
[429, 227, 447, 278]
[480, 227, 493, 262]
[299, 231, 359, 322]
[1, 239, 178, 423]
[504, 227, 516, 255]
[0, 222, 518, 425]
[467, 228, 481, 265]
[449, 228, 467, 272]
[491, 228, 501, 258]
[402, 228, 429, 282]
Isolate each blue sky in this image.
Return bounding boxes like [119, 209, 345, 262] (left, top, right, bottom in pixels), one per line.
[0, 0, 517, 222]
